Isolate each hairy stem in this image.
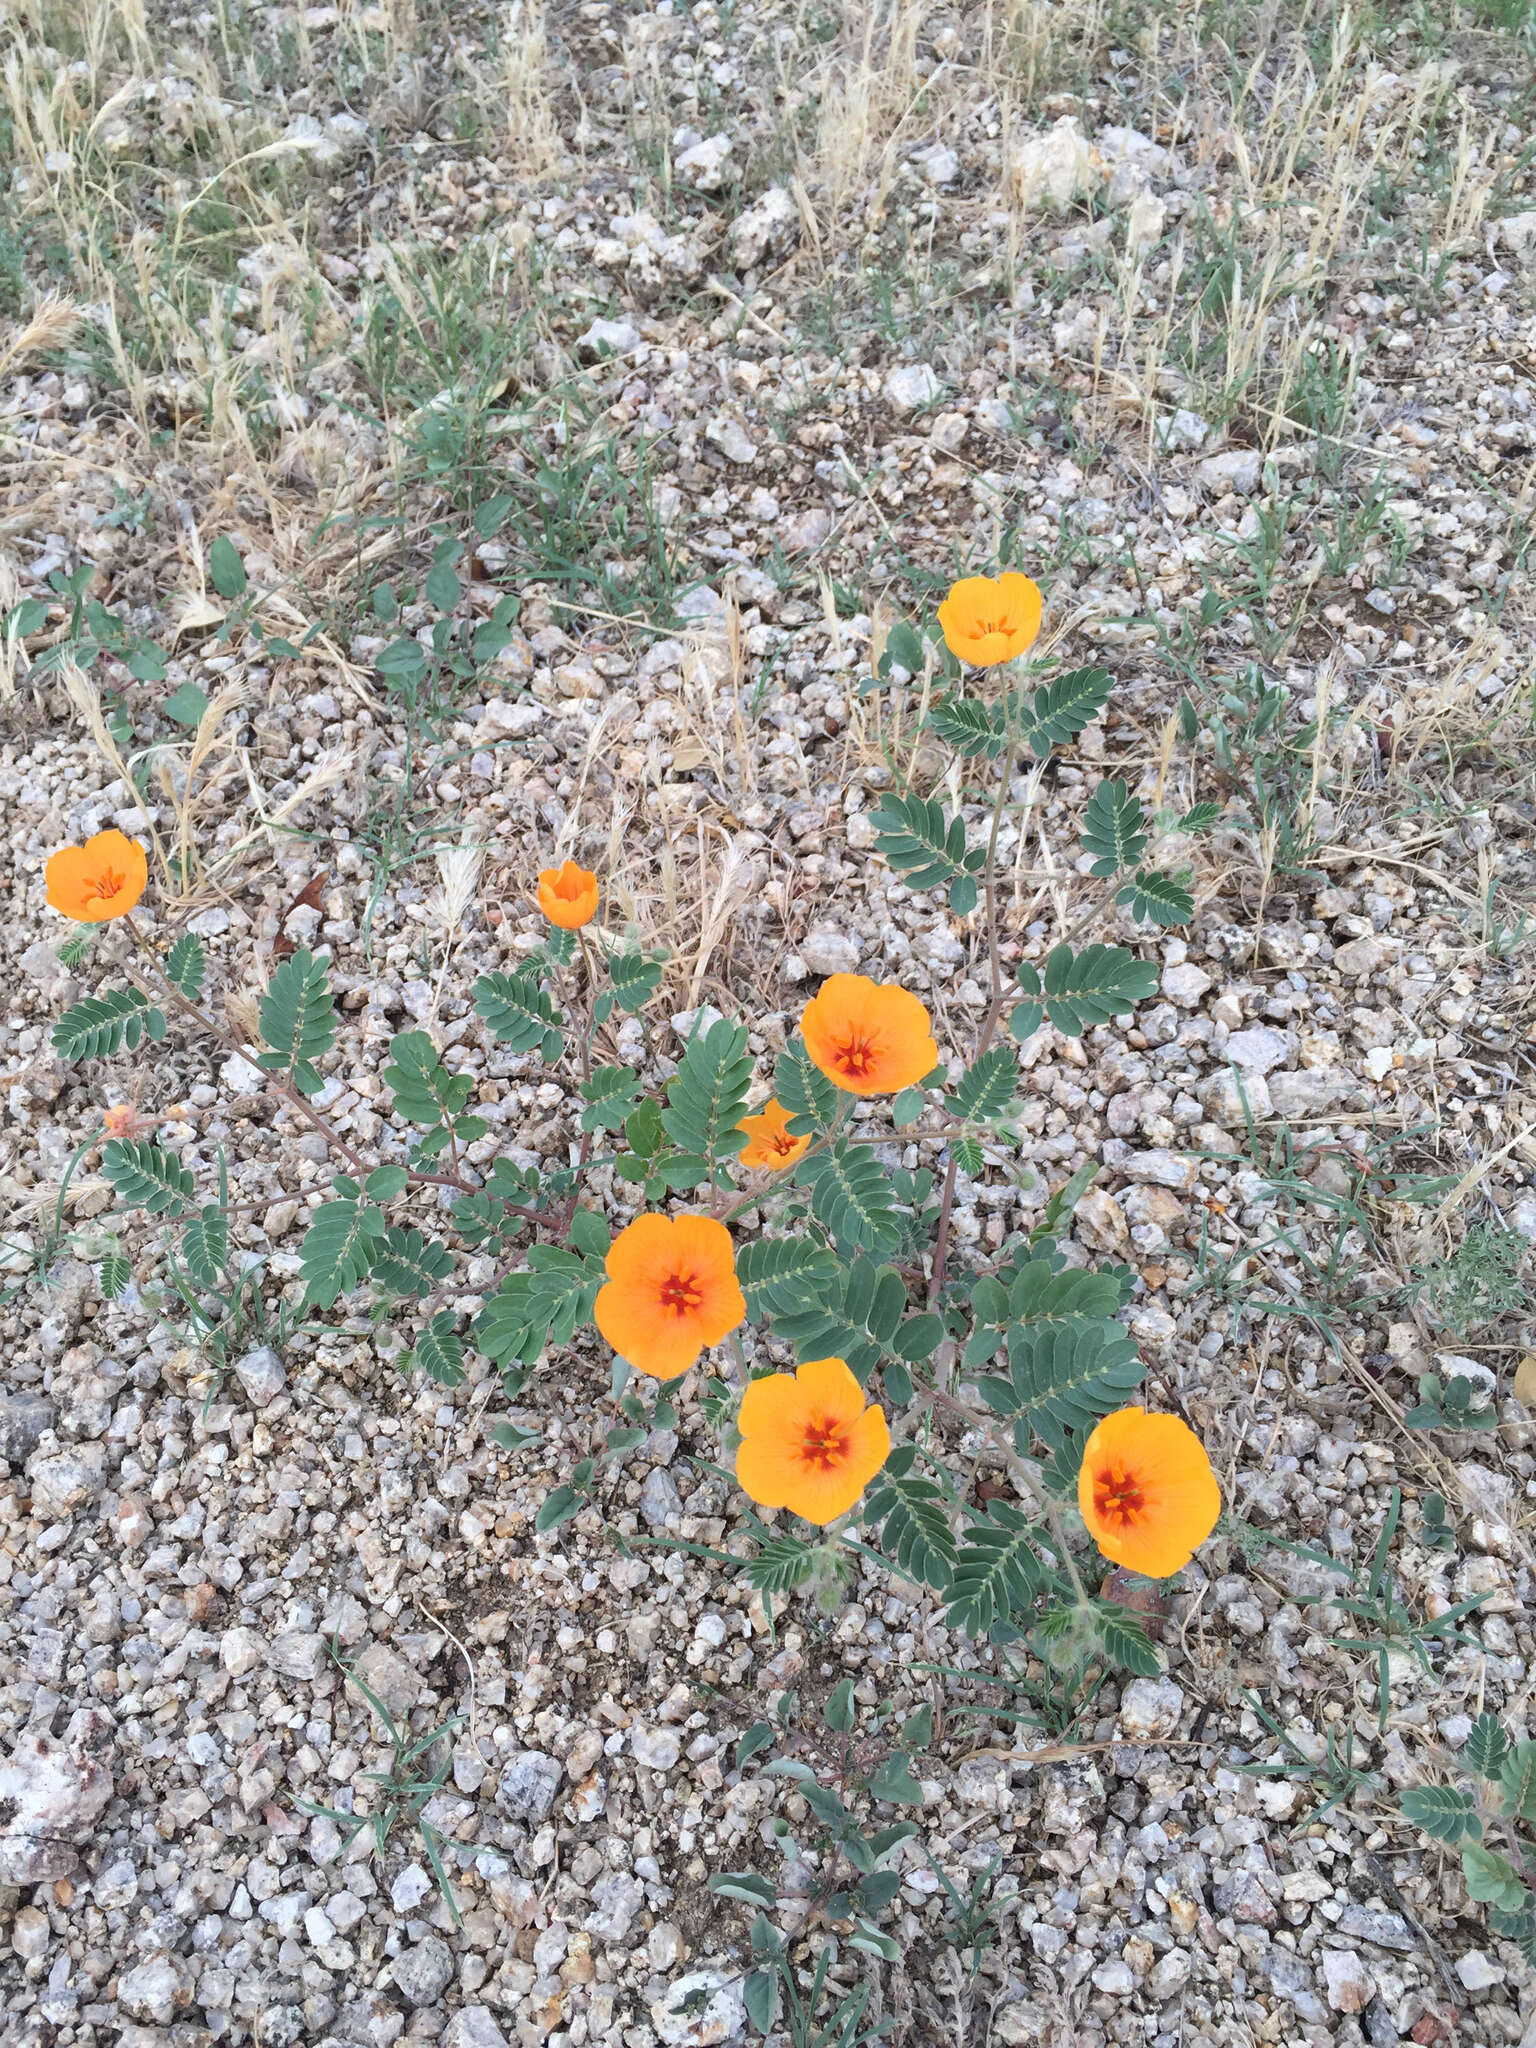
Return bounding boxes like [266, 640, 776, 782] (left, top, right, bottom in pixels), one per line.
[929, 738, 1020, 1307]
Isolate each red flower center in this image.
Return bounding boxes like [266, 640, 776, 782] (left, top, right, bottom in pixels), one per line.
[833, 1030, 879, 1078]
[970, 613, 1016, 639]
[769, 1129, 798, 1158]
[84, 864, 126, 904]
[1094, 1465, 1147, 1528]
[799, 1415, 850, 1471]
[657, 1270, 703, 1317]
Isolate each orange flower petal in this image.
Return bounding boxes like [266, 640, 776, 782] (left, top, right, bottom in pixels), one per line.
[799, 975, 938, 1097]
[1078, 1407, 1220, 1580]
[736, 1097, 811, 1171]
[594, 1212, 745, 1380]
[537, 861, 599, 929]
[45, 830, 148, 922]
[937, 573, 1043, 668]
[735, 1356, 890, 1526]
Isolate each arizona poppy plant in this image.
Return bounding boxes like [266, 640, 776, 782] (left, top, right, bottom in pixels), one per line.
[594, 1213, 746, 1380]
[937, 572, 1043, 668]
[737, 1097, 810, 1172]
[736, 1356, 890, 1526]
[801, 974, 938, 1097]
[537, 861, 599, 930]
[1078, 1408, 1220, 1580]
[45, 830, 148, 923]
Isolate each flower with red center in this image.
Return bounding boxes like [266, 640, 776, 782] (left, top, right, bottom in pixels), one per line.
[1077, 1407, 1220, 1579]
[593, 1213, 746, 1380]
[736, 1097, 811, 1171]
[799, 975, 938, 1097]
[45, 830, 148, 922]
[735, 1356, 890, 1526]
[936, 572, 1043, 668]
[536, 861, 600, 930]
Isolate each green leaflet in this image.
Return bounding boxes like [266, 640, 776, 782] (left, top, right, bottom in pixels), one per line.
[53, 986, 153, 1061]
[1078, 779, 1146, 877]
[944, 1502, 1046, 1637]
[798, 1143, 902, 1255]
[384, 1031, 475, 1124]
[180, 1206, 229, 1287]
[736, 1235, 841, 1320]
[764, 1253, 907, 1379]
[102, 1139, 196, 1216]
[370, 1224, 454, 1299]
[1462, 1844, 1527, 1914]
[1092, 1600, 1161, 1676]
[868, 791, 983, 893]
[1015, 666, 1113, 756]
[743, 1535, 816, 1595]
[299, 1192, 386, 1308]
[580, 1065, 645, 1133]
[862, 1448, 957, 1592]
[944, 1046, 1018, 1124]
[1011, 943, 1159, 1041]
[1116, 869, 1194, 928]
[929, 695, 1007, 759]
[257, 948, 336, 1095]
[596, 949, 665, 1021]
[774, 1034, 841, 1137]
[977, 1318, 1145, 1452]
[1400, 1786, 1481, 1845]
[474, 1246, 603, 1366]
[660, 1016, 753, 1172]
[473, 967, 564, 1061]
[163, 932, 206, 1001]
[1466, 1712, 1511, 1780]
[412, 1312, 467, 1387]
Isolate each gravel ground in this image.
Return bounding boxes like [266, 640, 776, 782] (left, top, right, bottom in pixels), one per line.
[3, 1, 1536, 2043]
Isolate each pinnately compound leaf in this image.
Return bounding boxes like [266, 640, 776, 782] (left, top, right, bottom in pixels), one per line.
[257, 948, 336, 1095]
[1012, 944, 1159, 1040]
[52, 986, 150, 1061]
[102, 1139, 197, 1216]
[1078, 779, 1146, 877]
[163, 932, 206, 1002]
[868, 791, 980, 892]
[473, 967, 564, 1061]
[1116, 869, 1195, 928]
[1015, 666, 1113, 756]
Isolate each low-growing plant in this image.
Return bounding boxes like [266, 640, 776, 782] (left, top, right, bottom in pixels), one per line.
[41, 572, 1223, 1708]
[1400, 1712, 1536, 1964]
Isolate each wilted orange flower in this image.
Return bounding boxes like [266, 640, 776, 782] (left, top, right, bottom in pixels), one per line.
[1078, 1408, 1220, 1580]
[46, 830, 148, 922]
[594, 1213, 746, 1380]
[102, 1103, 150, 1140]
[737, 1097, 810, 1171]
[736, 1356, 890, 1526]
[937, 572, 1043, 667]
[800, 974, 938, 1097]
[537, 861, 599, 929]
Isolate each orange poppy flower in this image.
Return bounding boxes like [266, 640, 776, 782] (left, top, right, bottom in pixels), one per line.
[594, 1213, 746, 1380]
[937, 572, 1043, 668]
[1078, 1407, 1220, 1580]
[45, 830, 148, 922]
[537, 861, 599, 929]
[736, 1356, 890, 1526]
[737, 1097, 811, 1171]
[800, 974, 938, 1097]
